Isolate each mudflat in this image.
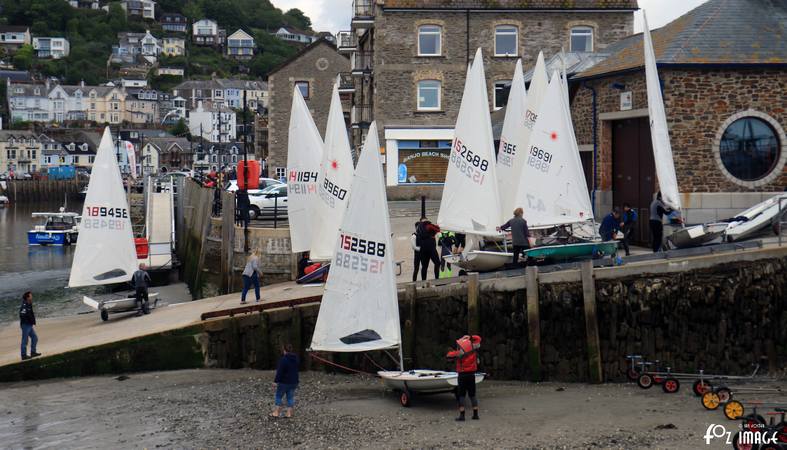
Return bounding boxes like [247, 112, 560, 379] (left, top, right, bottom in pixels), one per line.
[0, 368, 736, 449]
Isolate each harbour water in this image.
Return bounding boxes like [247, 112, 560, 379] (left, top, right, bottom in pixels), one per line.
[0, 200, 99, 324]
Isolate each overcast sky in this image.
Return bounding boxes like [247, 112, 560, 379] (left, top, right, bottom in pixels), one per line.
[270, 0, 711, 34]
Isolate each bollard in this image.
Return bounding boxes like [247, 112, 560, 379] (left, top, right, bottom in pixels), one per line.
[526, 265, 542, 381]
[581, 260, 603, 383]
[467, 272, 480, 335]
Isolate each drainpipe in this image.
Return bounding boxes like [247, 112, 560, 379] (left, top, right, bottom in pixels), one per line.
[466, 9, 470, 64]
[584, 81, 598, 217]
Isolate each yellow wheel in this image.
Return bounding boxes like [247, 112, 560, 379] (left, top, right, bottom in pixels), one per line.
[702, 391, 720, 410]
[724, 400, 744, 420]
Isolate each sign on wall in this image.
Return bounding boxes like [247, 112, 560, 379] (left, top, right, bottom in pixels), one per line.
[620, 91, 633, 111]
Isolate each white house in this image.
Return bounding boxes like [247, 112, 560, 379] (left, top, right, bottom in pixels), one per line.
[157, 67, 184, 77]
[121, 0, 155, 19]
[7, 79, 50, 122]
[0, 26, 31, 52]
[188, 101, 236, 143]
[273, 26, 316, 44]
[192, 19, 220, 46]
[32, 37, 70, 59]
[226, 29, 255, 60]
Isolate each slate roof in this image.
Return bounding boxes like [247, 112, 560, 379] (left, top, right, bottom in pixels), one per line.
[382, 0, 637, 9]
[576, 0, 787, 79]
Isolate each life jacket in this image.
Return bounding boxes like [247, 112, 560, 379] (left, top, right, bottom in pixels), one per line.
[450, 335, 481, 373]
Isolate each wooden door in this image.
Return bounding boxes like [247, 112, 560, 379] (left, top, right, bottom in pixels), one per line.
[612, 117, 656, 245]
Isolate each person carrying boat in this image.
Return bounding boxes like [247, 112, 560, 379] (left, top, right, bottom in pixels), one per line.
[416, 217, 441, 280]
[497, 208, 530, 265]
[19, 291, 41, 361]
[599, 207, 621, 242]
[446, 335, 482, 421]
[131, 264, 152, 316]
[620, 203, 638, 256]
[649, 192, 674, 253]
[410, 222, 421, 282]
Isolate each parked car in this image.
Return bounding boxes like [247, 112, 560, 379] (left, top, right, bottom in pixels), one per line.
[225, 177, 282, 192]
[248, 184, 288, 220]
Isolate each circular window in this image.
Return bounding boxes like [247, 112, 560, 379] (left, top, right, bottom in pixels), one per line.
[719, 117, 780, 181]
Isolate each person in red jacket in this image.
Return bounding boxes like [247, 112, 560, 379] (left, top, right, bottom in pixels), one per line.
[446, 334, 481, 421]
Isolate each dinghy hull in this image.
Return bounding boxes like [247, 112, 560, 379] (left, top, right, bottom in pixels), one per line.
[443, 251, 513, 272]
[726, 194, 787, 242]
[666, 223, 727, 249]
[524, 241, 618, 260]
[378, 370, 485, 394]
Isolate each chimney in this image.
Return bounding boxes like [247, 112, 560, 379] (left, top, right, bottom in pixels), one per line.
[80, 79, 85, 88]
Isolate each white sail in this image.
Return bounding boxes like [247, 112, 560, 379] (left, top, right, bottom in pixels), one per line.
[497, 52, 549, 221]
[69, 128, 138, 287]
[437, 48, 502, 235]
[309, 80, 355, 261]
[643, 11, 681, 211]
[310, 122, 401, 352]
[513, 73, 593, 228]
[286, 87, 324, 253]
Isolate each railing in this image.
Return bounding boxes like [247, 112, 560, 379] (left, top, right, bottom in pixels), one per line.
[352, 51, 373, 73]
[338, 72, 355, 91]
[353, 0, 374, 18]
[337, 31, 356, 49]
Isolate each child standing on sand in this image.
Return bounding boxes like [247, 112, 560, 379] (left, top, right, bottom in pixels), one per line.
[271, 343, 299, 418]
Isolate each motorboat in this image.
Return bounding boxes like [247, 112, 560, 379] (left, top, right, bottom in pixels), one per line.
[27, 211, 80, 246]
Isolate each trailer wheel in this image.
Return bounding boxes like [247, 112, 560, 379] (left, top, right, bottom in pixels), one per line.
[716, 387, 732, 404]
[692, 380, 712, 397]
[100, 309, 109, 322]
[627, 368, 640, 381]
[637, 373, 654, 389]
[399, 390, 411, 407]
[724, 400, 744, 420]
[702, 391, 720, 410]
[662, 378, 680, 394]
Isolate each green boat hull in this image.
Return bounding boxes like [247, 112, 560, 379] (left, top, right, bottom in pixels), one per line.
[524, 241, 618, 260]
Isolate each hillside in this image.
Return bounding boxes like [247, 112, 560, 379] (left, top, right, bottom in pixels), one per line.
[0, 0, 313, 85]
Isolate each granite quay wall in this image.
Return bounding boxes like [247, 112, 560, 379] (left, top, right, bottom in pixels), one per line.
[1, 179, 86, 202]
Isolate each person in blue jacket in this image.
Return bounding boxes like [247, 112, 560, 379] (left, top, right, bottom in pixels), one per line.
[271, 343, 299, 418]
[599, 207, 621, 242]
[620, 203, 638, 256]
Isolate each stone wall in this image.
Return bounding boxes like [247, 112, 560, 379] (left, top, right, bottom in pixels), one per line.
[267, 42, 350, 178]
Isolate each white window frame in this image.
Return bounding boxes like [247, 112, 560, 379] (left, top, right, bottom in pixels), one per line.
[417, 80, 441, 111]
[570, 26, 594, 52]
[495, 25, 518, 57]
[417, 25, 442, 57]
[493, 80, 512, 110]
[275, 167, 286, 180]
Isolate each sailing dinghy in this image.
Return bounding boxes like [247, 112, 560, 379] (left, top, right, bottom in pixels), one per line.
[71, 127, 157, 321]
[286, 86, 324, 254]
[725, 193, 787, 242]
[310, 122, 484, 406]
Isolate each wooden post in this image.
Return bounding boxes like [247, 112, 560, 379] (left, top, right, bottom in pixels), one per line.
[291, 308, 303, 369]
[467, 272, 480, 334]
[526, 265, 542, 382]
[403, 284, 417, 368]
[581, 260, 603, 383]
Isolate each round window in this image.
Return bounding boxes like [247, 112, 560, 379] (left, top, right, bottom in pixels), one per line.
[719, 117, 780, 181]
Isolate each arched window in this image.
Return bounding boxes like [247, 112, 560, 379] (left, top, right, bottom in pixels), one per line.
[719, 116, 780, 181]
[417, 80, 441, 111]
[418, 25, 441, 56]
[495, 25, 518, 57]
[570, 26, 593, 52]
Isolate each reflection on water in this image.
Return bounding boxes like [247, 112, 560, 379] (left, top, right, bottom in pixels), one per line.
[0, 200, 100, 324]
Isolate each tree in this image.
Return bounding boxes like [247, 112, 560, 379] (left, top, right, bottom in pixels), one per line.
[169, 118, 189, 137]
[284, 8, 311, 30]
[12, 44, 34, 70]
[182, 1, 203, 22]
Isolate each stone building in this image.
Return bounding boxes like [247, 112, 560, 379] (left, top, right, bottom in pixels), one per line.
[0, 131, 42, 175]
[266, 39, 349, 181]
[570, 0, 787, 242]
[340, 0, 637, 189]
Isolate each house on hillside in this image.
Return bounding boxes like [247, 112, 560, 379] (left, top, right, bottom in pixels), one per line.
[67, 0, 100, 9]
[192, 19, 225, 47]
[125, 88, 160, 124]
[113, 31, 160, 64]
[161, 37, 185, 57]
[0, 131, 42, 175]
[188, 101, 236, 143]
[141, 136, 192, 174]
[157, 67, 184, 77]
[266, 39, 349, 180]
[32, 37, 70, 59]
[273, 26, 317, 44]
[227, 30, 255, 60]
[160, 13, 188, 33]
[121, 0, 156, 20]
[569, 0, 787, 236]
[172, 78, 266, 110]
[0, 26, 31, 53]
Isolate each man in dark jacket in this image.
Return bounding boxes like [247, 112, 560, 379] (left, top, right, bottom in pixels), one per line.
[620, 203, 638, 256]
[132, 264, 152, 315]
[271, 343, 299, 418]
[497, 208, 530, 265]
[649, 192, 673, 253]
[19, 291, 40, 360]
[416, 217, 441, 280]
[599, 207, 621, 242]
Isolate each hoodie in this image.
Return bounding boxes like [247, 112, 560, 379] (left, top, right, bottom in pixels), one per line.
[274, 352, 299, 385]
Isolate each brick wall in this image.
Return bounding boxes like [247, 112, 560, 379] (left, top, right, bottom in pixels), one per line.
[267, 43, 350, 175]
[373, 10, 634, 142]
[571, 68, 787, 196]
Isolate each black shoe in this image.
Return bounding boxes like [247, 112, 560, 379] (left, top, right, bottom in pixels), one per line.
[455, 415, 465, 422]
[21, 355, 30, 360]
[472, 414, 479, 420]
[31, 352, 41, 358]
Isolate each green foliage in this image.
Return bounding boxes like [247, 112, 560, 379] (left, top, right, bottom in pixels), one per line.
[12, 44, 34, 70]
[168, 117, 189, 137]
[283, 8, 311, 30]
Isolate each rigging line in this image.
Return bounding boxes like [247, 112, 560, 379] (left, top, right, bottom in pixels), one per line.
[363, 353, 387, 371]
[309, 353, 377, 376]
[382, 350, 401, 367]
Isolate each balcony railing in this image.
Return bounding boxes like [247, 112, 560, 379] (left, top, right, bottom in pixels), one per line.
[352, 51, 373, 74]
[337, 31, 356, 51]
[353, 0, 374, 19]
[338, 72, 355, 92]
[351, 105, 372, 128]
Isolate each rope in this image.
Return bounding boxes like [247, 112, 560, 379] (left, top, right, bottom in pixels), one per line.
[309, 353, 377, 376]
[364, 353, 387, 371]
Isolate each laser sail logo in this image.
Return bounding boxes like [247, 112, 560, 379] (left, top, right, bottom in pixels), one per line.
[703, 424, 779, 446]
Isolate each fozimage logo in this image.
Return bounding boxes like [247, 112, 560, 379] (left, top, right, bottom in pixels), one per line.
[703, 424, 779, 445]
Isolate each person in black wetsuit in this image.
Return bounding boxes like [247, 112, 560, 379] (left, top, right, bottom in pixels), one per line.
[416, 217, 441, 280]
